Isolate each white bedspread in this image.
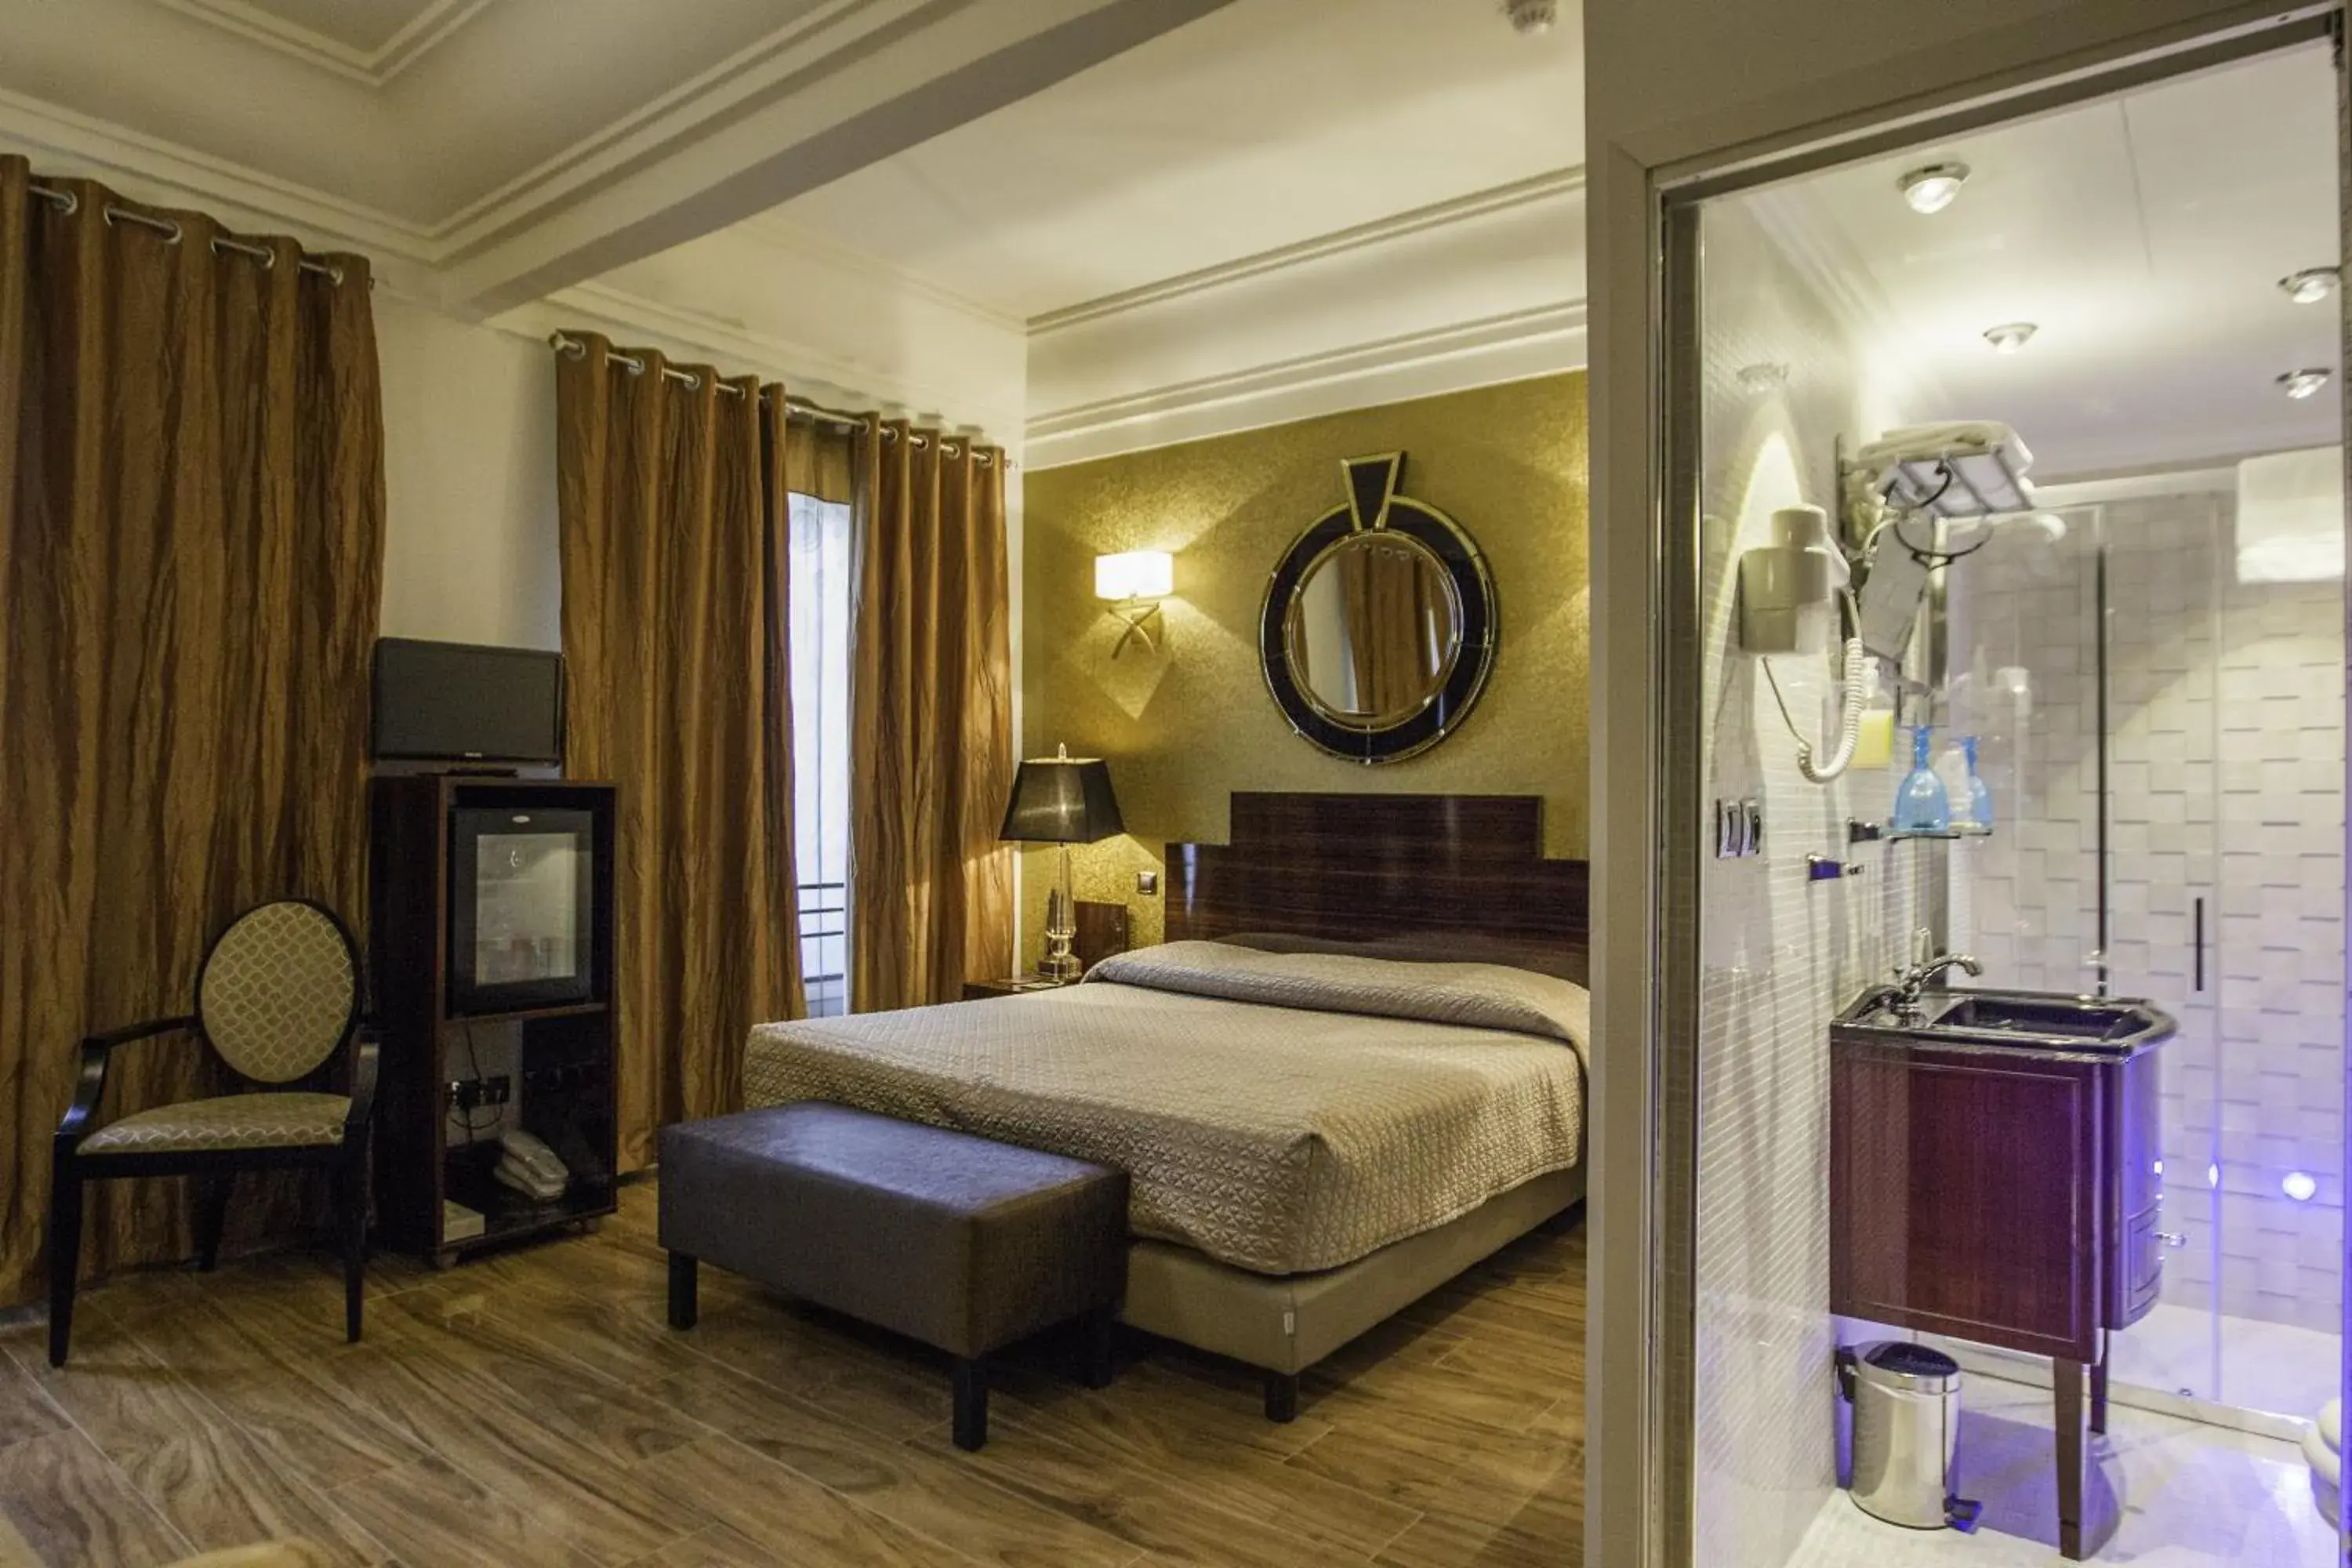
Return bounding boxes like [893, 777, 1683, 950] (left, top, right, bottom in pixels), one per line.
[742, 942, 1587, 1275]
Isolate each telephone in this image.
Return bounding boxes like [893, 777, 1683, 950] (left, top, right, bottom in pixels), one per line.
[495, 1130, 570, 1202]
[1739, 503, 1866, 784]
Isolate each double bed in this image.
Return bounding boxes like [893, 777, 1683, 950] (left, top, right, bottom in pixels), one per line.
[743, 791, 1590, 1417]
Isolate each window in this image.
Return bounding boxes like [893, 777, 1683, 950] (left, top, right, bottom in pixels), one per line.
[787, 492, 853, 1016]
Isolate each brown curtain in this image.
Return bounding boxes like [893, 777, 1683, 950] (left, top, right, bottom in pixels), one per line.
[1342, 540, 1449, 720]
[0, 156, 385, 1308]
[849, 421, 1014, 1011]
[557, 334, 804, 1168]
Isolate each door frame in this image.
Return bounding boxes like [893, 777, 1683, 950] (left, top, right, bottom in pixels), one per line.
[1585, 5, 2346, 1563]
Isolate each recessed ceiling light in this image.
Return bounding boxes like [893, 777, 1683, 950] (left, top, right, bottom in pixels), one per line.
[1982, 322, 2038, 354]
[1899, 162, 1971, 215]
[2280, 267, 2341, 305]
[2279, 368, 2333, 400]
[2285, 1171, 2319, 1203]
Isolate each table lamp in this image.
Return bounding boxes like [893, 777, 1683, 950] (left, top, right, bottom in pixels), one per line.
[1000, 744, 1123, 980]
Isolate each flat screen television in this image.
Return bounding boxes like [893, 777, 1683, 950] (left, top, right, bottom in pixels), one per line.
[449, 805, 597, 1014]
[372, 638, 564, 764]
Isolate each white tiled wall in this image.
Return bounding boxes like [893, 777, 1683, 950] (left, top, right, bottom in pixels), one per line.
[1948, 492, 2345, 1345]
[1691, 199, 1926, 1568]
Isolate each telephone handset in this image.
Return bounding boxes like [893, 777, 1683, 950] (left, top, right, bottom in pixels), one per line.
[495, 1130, 570, 1201]
[1738, 503, 1865, 784]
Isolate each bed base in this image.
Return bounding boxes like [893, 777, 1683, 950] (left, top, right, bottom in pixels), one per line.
[1119, 1163, 1585, 1421]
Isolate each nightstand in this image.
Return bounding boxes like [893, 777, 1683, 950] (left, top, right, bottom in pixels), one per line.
[963, 975, 1076, 1001]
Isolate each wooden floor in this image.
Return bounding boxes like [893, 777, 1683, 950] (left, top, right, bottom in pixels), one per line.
[0, 1180, 1584, 1568]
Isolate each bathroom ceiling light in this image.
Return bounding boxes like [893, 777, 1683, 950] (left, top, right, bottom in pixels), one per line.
[1898, 162, 1971, 214]
[2279, 368, 2332, 401]
[1500, 0, 1555, 34]
[1982, 322, 2038, 354]
[2285, 1171, 2319, 1203]
[2280, 267, 2341, 305]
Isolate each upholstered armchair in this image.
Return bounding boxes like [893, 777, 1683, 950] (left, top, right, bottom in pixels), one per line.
[49, 899, 378, 1367]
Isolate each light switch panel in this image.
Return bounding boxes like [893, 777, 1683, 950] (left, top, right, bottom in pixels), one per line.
[1136, 870, 1160, 896]
[1714, 800, 1766, 858]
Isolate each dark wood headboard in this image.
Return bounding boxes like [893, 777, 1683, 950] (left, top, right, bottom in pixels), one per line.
[1165, 793, 1589, 982]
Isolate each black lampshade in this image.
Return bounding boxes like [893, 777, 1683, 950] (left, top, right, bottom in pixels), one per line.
[1000, 753, 1123, 844]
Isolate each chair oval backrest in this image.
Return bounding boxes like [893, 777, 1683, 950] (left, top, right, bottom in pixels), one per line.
[197, 900, 359, 1084]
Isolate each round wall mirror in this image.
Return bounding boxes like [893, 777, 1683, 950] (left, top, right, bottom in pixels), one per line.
[1261, 452, 1496, 764]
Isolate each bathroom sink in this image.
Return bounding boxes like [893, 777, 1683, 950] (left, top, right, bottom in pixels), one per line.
[1834, 986, 2175, 1054]
[1926, 994, 2147, 1042]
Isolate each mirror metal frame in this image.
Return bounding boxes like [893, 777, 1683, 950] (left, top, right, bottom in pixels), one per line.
[1258, 452, 1498, 764]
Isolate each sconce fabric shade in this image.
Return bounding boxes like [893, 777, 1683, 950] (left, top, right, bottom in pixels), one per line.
[1000, 754, 1124, 844]
[1095, 550, 1173, 601]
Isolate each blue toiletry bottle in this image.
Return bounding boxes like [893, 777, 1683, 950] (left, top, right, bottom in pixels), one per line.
[1893, 725, 1951, 833]
[1962, 735, 1993, 831]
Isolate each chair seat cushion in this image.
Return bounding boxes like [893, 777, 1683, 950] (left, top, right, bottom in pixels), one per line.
[81, 1093, 350, 1155]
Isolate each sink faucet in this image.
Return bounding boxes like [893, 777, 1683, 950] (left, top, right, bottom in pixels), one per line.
[1871, 930, 1984, 1024]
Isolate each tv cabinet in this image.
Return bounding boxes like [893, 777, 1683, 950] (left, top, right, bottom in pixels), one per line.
[369, 775, 619, 1265]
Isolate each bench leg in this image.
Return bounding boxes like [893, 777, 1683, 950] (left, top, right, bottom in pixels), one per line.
[1265, 1370, 1299, 1424]
[1083, 1305, 1118, 1390]
[953, 1357, 988, 1452]
[667, 1252, 698, 1331]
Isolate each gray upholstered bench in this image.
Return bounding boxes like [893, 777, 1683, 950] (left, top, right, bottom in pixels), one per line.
[657, 1101, 1128, 1450]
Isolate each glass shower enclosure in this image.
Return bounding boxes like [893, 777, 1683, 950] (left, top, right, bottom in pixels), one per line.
[1943, 478, 2346, 1425]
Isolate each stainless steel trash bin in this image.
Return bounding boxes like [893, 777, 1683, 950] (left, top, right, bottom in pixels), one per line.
[1838, 1342, 1979, 1531]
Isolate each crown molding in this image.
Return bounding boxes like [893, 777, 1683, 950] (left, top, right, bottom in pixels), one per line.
[426, 0, 919, 253]
[498, 280, 1021, 448]
[726, 215, 1028, 336]
[1025, 299, 1588, 469]
[0, 85, 437, 259]
[5, 0, 934, 260]
[1029, 165, 1587, 336]
[151, 0, 493, 86]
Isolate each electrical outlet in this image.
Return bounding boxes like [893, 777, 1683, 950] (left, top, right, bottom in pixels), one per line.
[485, 1074, 512, 1106]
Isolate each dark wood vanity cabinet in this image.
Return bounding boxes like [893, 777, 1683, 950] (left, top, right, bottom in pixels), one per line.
[1831, 1038, 2160, 1359]
[1830, 1034, 2161, 1559]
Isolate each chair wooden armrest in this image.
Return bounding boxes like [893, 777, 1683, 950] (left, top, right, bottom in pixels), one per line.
[343, 1027, 380, 1140]
[56, 1015, 199, 1147]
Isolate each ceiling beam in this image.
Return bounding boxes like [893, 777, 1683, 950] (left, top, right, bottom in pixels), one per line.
[438, 0, 1236, 317]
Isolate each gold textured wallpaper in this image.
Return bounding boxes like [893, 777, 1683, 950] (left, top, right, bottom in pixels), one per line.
[1018, 374, 1590, 952]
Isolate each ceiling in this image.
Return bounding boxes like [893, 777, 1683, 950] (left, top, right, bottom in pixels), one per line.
[763, 0, 1586, 322]
[151, 0, 489, 80]
[1743, 42, 2341, 481]
[0, 0, 1225, 309]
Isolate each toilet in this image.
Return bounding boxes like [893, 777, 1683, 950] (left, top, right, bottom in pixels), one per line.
[2304, 1399, 2341, 1529]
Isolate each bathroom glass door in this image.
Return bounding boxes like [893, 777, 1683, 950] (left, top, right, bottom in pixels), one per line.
[1943, 495, 2230, 1409]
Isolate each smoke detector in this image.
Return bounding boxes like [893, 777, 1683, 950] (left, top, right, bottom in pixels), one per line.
[1503, 0, 1557, 34]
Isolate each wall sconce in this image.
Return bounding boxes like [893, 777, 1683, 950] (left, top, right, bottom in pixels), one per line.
[1094, 550, 1173, 657]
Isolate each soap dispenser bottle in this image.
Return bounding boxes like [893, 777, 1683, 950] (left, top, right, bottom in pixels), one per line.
[1853, 663, 1896, 771]
[1893, 725, 1951, 833]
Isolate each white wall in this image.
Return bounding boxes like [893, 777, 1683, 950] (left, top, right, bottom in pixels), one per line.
[375, 217, 1034, 658]
[376, 295, 564, 650]
[1690, 197, 1925, 1568]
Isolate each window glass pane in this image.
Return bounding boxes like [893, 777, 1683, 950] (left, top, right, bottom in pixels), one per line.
[788, 492, 853, 1016]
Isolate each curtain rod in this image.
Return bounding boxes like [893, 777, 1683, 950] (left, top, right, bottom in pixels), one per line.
[546, 331, 1006, 466]
[27, 180, 353, 285]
